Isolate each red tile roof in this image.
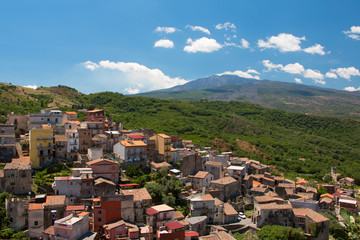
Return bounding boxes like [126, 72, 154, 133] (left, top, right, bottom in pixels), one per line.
[192, 171, 210, 179]
[185, 231, 199, 237]
[166, 221, 184, 230]
[146, 208, 158, 215]
[28, 203, 43, 210]
[66, 205, 85, 212]
[44, 195, 66, 206]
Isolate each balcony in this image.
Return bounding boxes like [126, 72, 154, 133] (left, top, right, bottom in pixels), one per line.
[37, 145, 53, 150]
[37, 138, 53, 141]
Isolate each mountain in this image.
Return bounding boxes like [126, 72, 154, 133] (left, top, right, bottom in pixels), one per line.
[138, 75, 360, 118]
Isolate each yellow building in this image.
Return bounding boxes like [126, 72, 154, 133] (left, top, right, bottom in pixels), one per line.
[29, 124, 54, 169]
[155, 134, 171, 162]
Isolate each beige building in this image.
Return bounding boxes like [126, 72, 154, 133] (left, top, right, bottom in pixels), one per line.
[209, 176, 239, 202]
[121, 188, 152, 225]
[155, 134, 171, 162]
[0, 157, 32, 194]
[6, 113, 29, 131]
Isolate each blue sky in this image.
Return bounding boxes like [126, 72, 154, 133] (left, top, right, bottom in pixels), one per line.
[1, 0, 360, 94]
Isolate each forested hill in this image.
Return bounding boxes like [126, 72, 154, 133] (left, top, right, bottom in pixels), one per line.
[138, 75, 360, 118]
[2, 82, 360, 183]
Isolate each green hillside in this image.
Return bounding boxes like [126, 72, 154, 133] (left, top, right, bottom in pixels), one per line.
[2, 83, 360, 183]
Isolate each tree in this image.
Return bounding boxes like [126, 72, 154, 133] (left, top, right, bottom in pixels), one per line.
[163, 195, 176, 207]
[126, 166, 143, 178]
[145, 183, 163, 203]
[257, 225, 306, 240]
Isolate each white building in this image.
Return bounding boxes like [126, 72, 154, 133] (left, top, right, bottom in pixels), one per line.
[29, 108, 63, 129]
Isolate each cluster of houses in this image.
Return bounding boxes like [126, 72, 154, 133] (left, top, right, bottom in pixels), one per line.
[0, 107, 359, 240]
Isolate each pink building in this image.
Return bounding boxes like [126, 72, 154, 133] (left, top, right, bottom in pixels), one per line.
[104, 219, 139, 240]
[87, 159, 119, 184]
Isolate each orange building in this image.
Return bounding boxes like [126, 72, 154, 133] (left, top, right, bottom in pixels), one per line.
[155, 134, 171, 162]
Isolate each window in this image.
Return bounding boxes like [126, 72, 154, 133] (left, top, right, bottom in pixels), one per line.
[98, 218, 102, 222]
[34, 221, 38, 226]
[98, 210, 102, 214]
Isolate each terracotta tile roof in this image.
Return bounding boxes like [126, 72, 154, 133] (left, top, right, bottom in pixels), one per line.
[103, 219, 126, 230]
[166, 221, 184, 230]
[250, 187, 268, 193]
[66, 129, 77, 133]
[254, 196, 278, 204]
[43, 226, 55, 236]
[66, 205, 85, 212]
[204, 161, 222, 167]
[320, 197, 333, 204]
[174, 211, 185, 220]
[224, 203, 237, 216]
[185, 231, 199, 237]
[265, 191, 279, 198]
[157, 133, 170, 139]
[253, 180, 261, 188]
[211, 176, 237, 185]
[278, 183, 296, 188]
[121, 188, 152, 202]
[296, 192, 314, 200]
[293, 208, 329, 223]
[340, 177, 355, 182]
[4, 158, 30, 170]
[150, 161, 172, 169]
[200, 194, 214, 201]
[178, 220, 189, 226]
[320, 193, 334, 199]
[259, 203, 293, 210]
[214, 198, 224, 206]
[94, 177, 116, 186]
[213, 231, 237, 240]
[192, 171, 210, 179]
[78, 212, 90, 217]
[296, 178, 308, 185]
[87, 159, 118, 166]
[305, 186, 317, 193]
[87, 109, 104, 113]
[274, 176, 285, 181]
[65, 111, 77, 115]
[44, 195, 66, 206]
[120, 140, 147, 147]
[28, 203, 43, 210]
[126, 134, 145, 139]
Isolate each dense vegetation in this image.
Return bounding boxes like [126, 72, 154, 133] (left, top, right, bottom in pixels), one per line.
[2, 83, 360, 183]
[67, 91, 360, 183]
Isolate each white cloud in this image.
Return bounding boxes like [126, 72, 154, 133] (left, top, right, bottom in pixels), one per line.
[258, 33, 305, 52]
[184, 37, 222, 53]
[155, 26, 177, 34]
[23, 84, 37, 89]
[344, 26, 360, 40]
[82, 60, 188, 93]
[262, 60, 325, 84]
[283, 63, 305, 74]
[294, 78, 303, 84]
[344, 86, 360, 92]
[83, 61, 99, 71]
[217, 69, 261, 80]
[241, 38, 250, 48]
[258, 33, 328, 55]
[330, 67, 360, 80]
[124, 88, 140, 94]
[154, 39, 174, 48]
[303, 69, 324, 81]
[215, 22, 237, 32]
[325, 72, 338, 79]
[303, 44, 326, 55]
[186, 25, 210, 35]
[262, 60, 283, 71]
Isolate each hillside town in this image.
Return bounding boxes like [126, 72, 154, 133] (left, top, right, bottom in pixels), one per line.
[0, 107, 359, 240]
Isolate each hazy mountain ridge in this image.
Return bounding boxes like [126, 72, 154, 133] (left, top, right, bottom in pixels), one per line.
[138, 75, 360, 117]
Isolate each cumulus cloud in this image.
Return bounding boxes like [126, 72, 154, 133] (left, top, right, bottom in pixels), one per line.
[294, 78, 303, 84]
[262, 60, 325, 84]
[23, 84, 37, 89]
[330, 67, 360, 80]
[258, 33, 328, 55]
[186, 25, 210, 35]
[217, 69, 260, 80]
[344, 86, 360, 92]
[282, 63, 305, 74]
[154, 39, 174, 48]
[155, 26, 177, 34]
[325, 72, 338, 79]
[263, 60, 283, 71]
[241, 38, 250, 48]
[258, 33, 305, 52]
[344, 26, 360, 40]
[303, 44, 326, 55]
[82, 60, 188, 93]
[215, 22, 237, 32]
[184, 37, 222, 53]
